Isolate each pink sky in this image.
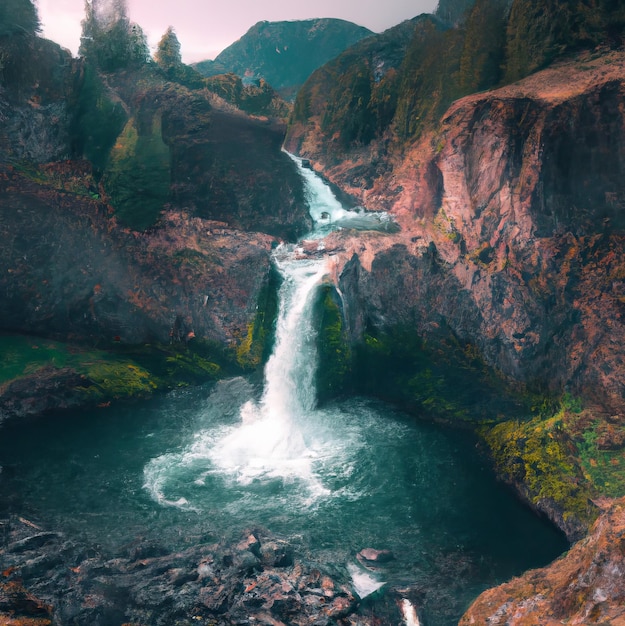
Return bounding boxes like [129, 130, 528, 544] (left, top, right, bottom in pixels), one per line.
[37, 0, 438, 63]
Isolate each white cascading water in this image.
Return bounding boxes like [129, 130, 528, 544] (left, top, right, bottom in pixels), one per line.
[206, 153, 357, 488]
[208, 253, 329, 487]
[144, 153, 382, 505]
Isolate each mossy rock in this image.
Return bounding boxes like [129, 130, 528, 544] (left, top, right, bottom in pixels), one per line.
[0, 333, 225, 414]
[479, 405, 600, 540]
[235, 266, 281, 370]
[313, 284, 351, 403]
[352, 324, 522, 423]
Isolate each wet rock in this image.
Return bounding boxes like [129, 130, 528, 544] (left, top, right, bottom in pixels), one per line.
[237, 531, 262, 557]
[7, 532, 61, 554]
[0, 520, 371, 626]
[259, 540, 294, 568]
[126, 539, 170, 562]
[357, 548, 395, 564]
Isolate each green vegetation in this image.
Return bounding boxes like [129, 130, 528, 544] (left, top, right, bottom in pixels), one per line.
[480, 392, 625, 533]
[394, 21, 465, 141]
[577, 422, 625, 496]
[70, 64, 128, 176]
[504, 0, 623, 83]
[481, 412, 597, 530]
[79, 0, 149, 71]
[235, 267, 281, 370]
[193, 18, 373, 100]
[290, 0, 625, 153]
[458, 0, 507, 93]
[314, 285, 351, 402]
[0, 332, 226, 406]
[0, 0, 39, 37]
[435, 0, 477, 26]
[102, 112, 170, 230]
[155, 26, 181, 72]
[352, 324, 521, 423]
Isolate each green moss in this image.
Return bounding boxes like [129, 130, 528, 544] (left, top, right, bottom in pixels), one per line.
[314, 284, 351, 403]
[235, 267, 280, 370]
[0, 332, 225, 408]
[353, 324, 520, 423]
[479, 391, 605, 532]
[0, 334, 75, 382]
[574, 420, 625, 498]
[76, 360, 157, 402]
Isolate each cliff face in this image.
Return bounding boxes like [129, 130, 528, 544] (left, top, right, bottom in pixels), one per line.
[460, 497, 625, 624]
[326, 50, 625, 412]
[0, 37, 76, 164]
[0, 33, 311, 421]
[0, 165, 274, 346]
[299, 48, 625, 618]
[310, 50, 625, 536]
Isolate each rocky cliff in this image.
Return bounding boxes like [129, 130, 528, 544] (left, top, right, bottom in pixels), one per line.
[460, 496, 625, 624]
[293, 48, 625, 619]
[325, 50, 625, 411]
[0, 31, 311, 422]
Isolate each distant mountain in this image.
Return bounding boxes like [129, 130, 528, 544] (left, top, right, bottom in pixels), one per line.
[192, 18, 373, 100]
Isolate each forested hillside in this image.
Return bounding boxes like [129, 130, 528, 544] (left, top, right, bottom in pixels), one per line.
[287, 0, 625, 159]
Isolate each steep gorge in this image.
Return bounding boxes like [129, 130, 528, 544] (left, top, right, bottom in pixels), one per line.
[290, 49, 625, 621]
[3, 2, 625, 622]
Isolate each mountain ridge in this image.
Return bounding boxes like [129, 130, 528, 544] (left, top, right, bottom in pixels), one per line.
[192, 18, 373, 100]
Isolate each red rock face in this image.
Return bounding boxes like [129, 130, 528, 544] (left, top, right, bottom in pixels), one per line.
[322, 50, 625, 414]
[301, 50, 625, 622]
[460, 497, 625, 625]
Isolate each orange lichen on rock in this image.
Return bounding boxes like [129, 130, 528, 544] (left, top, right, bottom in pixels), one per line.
[460, 497, 625, 625]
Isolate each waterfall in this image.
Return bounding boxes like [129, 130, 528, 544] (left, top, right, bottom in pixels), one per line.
[208, 253, 328, 486]
[208, 154, 353, 487]
[144, 153, 389, 505]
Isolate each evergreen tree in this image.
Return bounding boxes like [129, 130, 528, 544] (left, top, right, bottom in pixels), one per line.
[155, 26, 182, 71]
[0, 0, 40, 37]
[459, 0, 507, 92]
[504, 0, 604, 83]
[435, 0, 477, 25]
[79, 0, 149, 70]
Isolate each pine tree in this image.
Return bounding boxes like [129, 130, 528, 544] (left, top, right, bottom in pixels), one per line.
[155, 26, 182, 71]
[79, 0, 149, 70]
[458, 0, 507, 93]
[0, 0, 40, 37]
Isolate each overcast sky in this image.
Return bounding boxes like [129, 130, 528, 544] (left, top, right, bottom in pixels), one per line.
[37, 0, 439, 63]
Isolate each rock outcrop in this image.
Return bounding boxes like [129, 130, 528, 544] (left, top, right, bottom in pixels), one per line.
[322, 49, 625, 413]
[0, 520, 366, 626]
[294, 48, 625, 621]
[460, 497, 625, 625]
[0, 30, 312, 421]
[0, 165, 275, 347]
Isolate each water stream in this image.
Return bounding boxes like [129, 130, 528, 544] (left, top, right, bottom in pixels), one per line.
[0, 157, 568, 624]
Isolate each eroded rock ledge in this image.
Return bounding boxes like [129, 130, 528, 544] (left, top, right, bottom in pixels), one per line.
[294, 49, 625, 622]
[460, 497, 625, 625]
[0, 517, 393, 626]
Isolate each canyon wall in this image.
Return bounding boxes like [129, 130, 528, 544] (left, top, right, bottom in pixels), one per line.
[316, 51, 625, 413]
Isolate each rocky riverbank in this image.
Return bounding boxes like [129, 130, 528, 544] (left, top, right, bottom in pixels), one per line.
[0, 514, 423, 626]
